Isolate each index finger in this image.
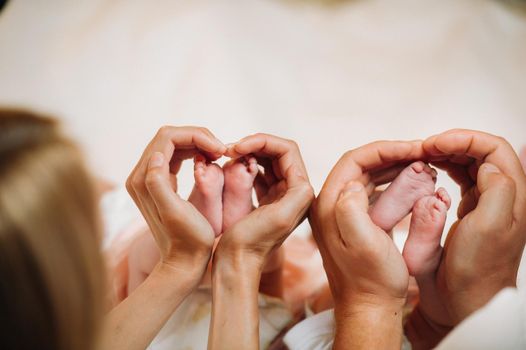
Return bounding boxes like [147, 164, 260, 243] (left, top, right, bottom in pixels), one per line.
[226, 133, 309, 187]
[321, 140, 425, 201]
[313, 140, 424, 249]
[423, 129, 525, 182]
[133, 126, 226, 177]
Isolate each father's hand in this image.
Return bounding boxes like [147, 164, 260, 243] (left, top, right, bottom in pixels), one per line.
[311, 141, 425, 349]
[406, 129, 526, 349]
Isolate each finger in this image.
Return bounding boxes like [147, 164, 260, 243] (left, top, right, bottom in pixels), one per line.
[456, 185, 479, 219]
[264, 165, 314, 233]
[335, 181, 381, 248]
[254, 171, 269, 202]
[465, 163, 516, 237]
[520, 146, 526, 171]
[430, 161, 475, 196]
[424, 129, 524, 183]
[319, 141, 424, 219]
[144, 152, 182, 215]
[314, 141, 424, 251]
[226, 133, 309, 181]
[138, 126, 226, 179]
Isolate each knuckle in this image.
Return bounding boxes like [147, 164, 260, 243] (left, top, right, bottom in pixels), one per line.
[252, 132, 267, 139]
[156, 125, 172, 138]
[130, 176, 145, 192]
[144, 170, 162, 189]
[298, 183, 315, 202]
[494, 174, 516, 192]
[285, 138, 299, 148]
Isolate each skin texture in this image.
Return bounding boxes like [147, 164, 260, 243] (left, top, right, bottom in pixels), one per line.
[311, 140, 426, 350]
[312, 130, 526, 350]
[208, 133, 314, 350]
[103, 126, 226, 350]
[403, 188, 451, 277]
[369, 161, 437, 232]
[127, 156, 225, 294]
[406, 130, 526, 349]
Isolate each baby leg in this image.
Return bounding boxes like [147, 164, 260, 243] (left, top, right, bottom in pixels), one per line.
[402, 188, 451, 277]
[369, 161, 437, 232]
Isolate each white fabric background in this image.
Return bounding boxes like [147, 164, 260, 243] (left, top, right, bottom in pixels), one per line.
[2, 1, 526, 347]
[0, 0, 525, 193]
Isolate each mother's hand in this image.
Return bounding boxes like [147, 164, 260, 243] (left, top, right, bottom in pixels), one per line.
[105, 126, 226, 350]
[406, 130, 526, 349]
[311, 141, 425, 349]
[209, 133, 314, 350]
[126, 126, 226, 281]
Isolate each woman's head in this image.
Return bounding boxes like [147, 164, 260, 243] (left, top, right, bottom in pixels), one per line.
[0, 109, 104, 350]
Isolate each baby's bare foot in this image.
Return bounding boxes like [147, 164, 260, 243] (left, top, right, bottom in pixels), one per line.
[403, 188, 451, 277]
[369, 161, 437, 232]
[222, 157, 258, 231]
[188, 155, 224, 236]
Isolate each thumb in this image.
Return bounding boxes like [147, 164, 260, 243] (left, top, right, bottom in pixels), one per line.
[145, 152, 186, 216]
[467, 163, 515, 235]
[335, 181, 381, 248]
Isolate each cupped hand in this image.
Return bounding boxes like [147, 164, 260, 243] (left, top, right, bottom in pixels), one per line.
[126, 126, 226, 280]
[312, 141, 426, 309]
[215, 133, 315, 266]
[409, 130, 526, 336]
[311, 141, 426, 349]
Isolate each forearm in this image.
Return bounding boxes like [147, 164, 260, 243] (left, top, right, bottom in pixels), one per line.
[101, 263, 201, 350]
[405, 304, 452, 350]
[209, 251, 263, 350]
[333, 300, 404, 350]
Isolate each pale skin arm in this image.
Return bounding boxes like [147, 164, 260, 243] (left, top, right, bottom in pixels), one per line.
[208, 134, 314, 350]
[102, 263, 202, 350]
[100, 127, 226, 350]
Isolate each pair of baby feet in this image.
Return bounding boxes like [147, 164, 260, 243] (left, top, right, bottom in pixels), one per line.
[189, 154, 258, 235]
[369, 161, 451, 278]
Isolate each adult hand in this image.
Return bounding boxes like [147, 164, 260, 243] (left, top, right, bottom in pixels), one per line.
[105, 126, 226, 350]
[311, 141, 425, 349]
[216, 133, 314, 263]
[406, 130, 526, 348]
[209, 133, 314, 350]
[126, 126, 226, 281]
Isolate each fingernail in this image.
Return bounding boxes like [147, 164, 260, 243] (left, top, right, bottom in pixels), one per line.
[346, 182, 363, 193]
[483, 163, 500, 174]
[225, 142, 237, 148]
[149, 152, 164, 168]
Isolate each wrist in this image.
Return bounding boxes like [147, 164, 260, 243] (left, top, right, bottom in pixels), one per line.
[334, 297, 405, 350]
[155, 256, 209, 293]
[209, 247, 262, 349]
[405, 304, 452, 350]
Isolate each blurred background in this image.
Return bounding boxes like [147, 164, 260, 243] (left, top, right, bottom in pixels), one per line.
[0, 0, 525, 204]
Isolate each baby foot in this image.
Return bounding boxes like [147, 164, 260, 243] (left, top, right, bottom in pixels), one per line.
[222, 156, 258, 231]
[369, 161, 437, 232]
[403, 188, 451, 277]
[188, 154, 224, 236]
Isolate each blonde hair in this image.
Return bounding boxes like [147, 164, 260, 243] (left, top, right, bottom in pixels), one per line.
[0, 109, 105, 350]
